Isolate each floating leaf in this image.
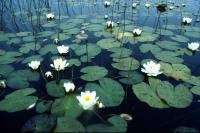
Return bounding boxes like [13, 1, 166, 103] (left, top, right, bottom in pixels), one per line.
[112, 57, 140, 71]
[133, 78, 169, 108]
[36, 100, 52, 113]
[85, 78, 124, 107]
[21, 114, 56, 132]
[97, 38, 121, 49]
[86, 116, 127, 132]
[46, 79, 69, 97]
[157, 83, 193, 108]
[51, 95, 83, 117]
[0, 88, 38, 112]
[81, 66, 108, 81]
[119, 71, 144, 85]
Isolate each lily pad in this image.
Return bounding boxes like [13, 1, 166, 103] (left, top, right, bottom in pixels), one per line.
[112, 57, 140, 71]
[21, 114, 56, 132]
[85, 78, 124, 107]
[81, 66, 108, 81]
[0, 88, 38, 112]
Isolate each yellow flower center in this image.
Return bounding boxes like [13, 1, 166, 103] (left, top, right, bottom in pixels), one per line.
[84, 96, 91, 101]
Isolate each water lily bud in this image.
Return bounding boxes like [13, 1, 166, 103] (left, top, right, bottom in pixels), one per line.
[57, 45, 69, 55]
[0, 80, 6, 89]
[53, 38, 59, 45]
[104, 14, 108, 19]
[46, 13, 55, 20]
[64, 82, 75, 93]
[120, 113, 133, 121]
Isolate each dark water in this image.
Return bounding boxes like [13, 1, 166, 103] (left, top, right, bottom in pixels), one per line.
[0, 0, 200, 132]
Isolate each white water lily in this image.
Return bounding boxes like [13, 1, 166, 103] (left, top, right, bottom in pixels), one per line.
[104, 1, 111, 8]
[57, 45, 69, 54]
[132, 3, 137, 8]
[169, 6, 174, 10]
[76, 91, 99, 110]
[80, 30, 85, 34]
[188, 42, 199, 51]
[106, 21, 114, 28]
[133, 28, 142, 36]
[104, 14, 108, 19]
[28, 61, 40, 70]
[0, 80, 6, 89]
[46, 13, 55, 20]
[182, 17, 192, 24]
[145, 3, 151, 8]
[50, 58, 69, 71]
[45, 71, 53, 79]
[120, 113, 133, 121]
[97, 101, 104, 108]
[141, 60, 162, 76]
[64, 82, 75, 93]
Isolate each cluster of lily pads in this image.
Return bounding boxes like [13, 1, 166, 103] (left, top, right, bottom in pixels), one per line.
[0, 0, 200, 132]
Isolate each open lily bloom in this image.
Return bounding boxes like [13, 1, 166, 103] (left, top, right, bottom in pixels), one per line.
[106, 21, 114, 28]
[64, 82, 75, 93]
[188, 42, 199, 51]
[50, 58, 69, 71]
[28, 61, 40, 70]
[76, 91, 99, 110]
[133, 28, 142, 36]
[182, 17, 192, 24]
[57, 45, 69, 54]
[104, 1, 111, 8]
[141, 60, 162, 76]
[46, 13, 55, 20]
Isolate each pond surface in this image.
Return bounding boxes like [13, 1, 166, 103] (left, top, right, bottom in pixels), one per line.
[0, 0, 200, 132]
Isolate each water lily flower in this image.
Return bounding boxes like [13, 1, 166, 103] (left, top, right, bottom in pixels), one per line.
[46, 13, 55, 20]
[141, 60, 162, 76]
[182, 17, 192, 25]
[50, 58, 69, 71]
[26, 103, 36, 110]
[104, 14, 108, 19]
[145, 3, 151, 8]
[0, 80, 6, 89]
[188, 42, 199, 51]
[76, 91, 99, 110]
[169, 6, 174, 10]
[104, 1, 111, 8]
[133, 28, 142, 36]
[45, 71, 53, 79]
[182, 3, 186, 7]
[57, 45, 69, 54]
[106, 21, 114, 28]
[132, 3, 137, 8]
[53, 38, 59, 44]
[28, 61, 40, 70]
[64, 82, 75, 93]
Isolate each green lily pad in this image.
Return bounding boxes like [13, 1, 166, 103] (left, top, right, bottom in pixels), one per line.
[46, 79, 68, 97]
[81, 66, 108, 81]
[21, 114, 56, 132]
[85, 78, 124, 107]
[157, 83, 193, 108]
[119, 71, 144, 85]
[86, 116, 127, 132]
[51, 95, 83, 117]
[139, 43, 161, 54]
[133, 78, 169, 108]
[36, 100, 52, 113]
[0, 88, 38, 112]
[54, 115, 85, 132]
[0, 65, 14, 77]
[112, 57, 140, 71]
[97, 38, 121, 49]
[7, 69, 40, 89]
